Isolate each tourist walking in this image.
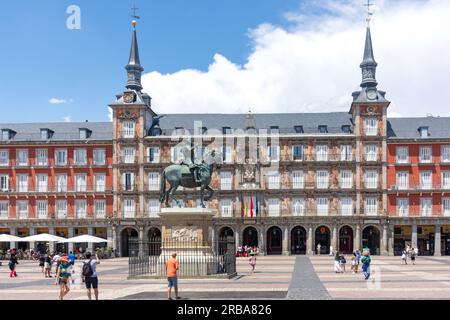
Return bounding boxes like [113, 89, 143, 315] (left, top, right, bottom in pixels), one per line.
[8, 253, 18, 278]
[166, 252, 180, 300]
[352, 249, 361, 274]
[317, 243, 322, 255]
[68, 251, 76, 266]
[334, 251, 342, 273]
[401, 249, 408, 265]
[44, 253, 52, 278]
[54, 256, 71, 300]
[410, 248, 416, 265]
[249, 254, 256, 273]
[82, 252, 100, 300]
[361, 249, 371, 280]
[39, 252, 45, 273]
[339, 253, 347, 273]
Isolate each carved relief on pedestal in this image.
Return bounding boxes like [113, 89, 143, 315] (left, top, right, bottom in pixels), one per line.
[172, 227, 198, 241]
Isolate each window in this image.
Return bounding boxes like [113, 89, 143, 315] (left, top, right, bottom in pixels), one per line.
[340, 170, 353, 189]
[17, 200, 28, 219]
[292, 198, 305, 216]
[220, 199, 233, 217]
[364, 170, 378, 189]
[420, 198, 432, 217]
[397, 198, 409, 217]
[292, 145, 304, 161]
[294, 126, 303, 133]
[123, 199, 135, 218]
[292, 170, 304, 189]
[148, 172, 160, 191]
[36, 174, 48, 192]
[442, 146, 450, 163]
[75, 174, 87, 192]
[0, 201, 8, 218]
[316, 170, 329, 189]
[0, 150, 8, 166]
[122, 121, 135, 138]
[222, 127, 232, 135]
[419, 127, 429, 138]
[40, 129, 49, 140]
[342, 125, 351, 133]
[317, 198, 329, 216]
[364, 197, 377, 215]
[443, 171, 450, 189]
[2, 130, 10, 141]
[56, 200, 67, 218]
[267, 198, 280, 217]
[79, 129, 90, 139]
[270, 126, 279, 134]
[396, 146, 409, 163]
[316, 145, 328, 161]
[171, 146, 185, 163]
[75, 200, 87, 218]
[364, 117, 378, 136]
[340, 145, 352, 161]
[56, 174, 67, 192]
[443, 198, 450, 217]
[194, 146, 205, 163]
[94, 200, 106, 218]
[364, 144, 378, 161]
[147, 147, 160, 163]
[93, 149, 106, 165]
[419, 146, 432, 163]
[341, 198, 353, 216]
[36, 200, 48, 219]
[36, 149, 48, 166]
[16, 149, 28, 166]
[267, 145, 280, 162]
[174, 127, 185, 135]
[318, 125, 328, 134]
[223, 146, 232, 163]
[17, 174, 28, 192]
[74, 149, 87, 165]
[122, 172, 135, 191]
[396, 171, 409, 190]
[55, 149, 67, 166]
[122, 147, 135, 163]
[220, 171, 232, 190]
[0, 174, 8, 192]
[94, 174, 106, 192]
[419, 171, 432, 190]
[196, 199, 209, 208]
[267, 171, 280, 189]
[148, 199, 160, 218]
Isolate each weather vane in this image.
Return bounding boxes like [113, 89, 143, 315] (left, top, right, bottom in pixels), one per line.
[364, 0, 374, 24]
[131, 4, 140, 20]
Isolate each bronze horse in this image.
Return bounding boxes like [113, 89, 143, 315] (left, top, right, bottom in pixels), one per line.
[159, 150, 222, 208]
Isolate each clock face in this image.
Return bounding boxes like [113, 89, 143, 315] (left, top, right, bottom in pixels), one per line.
[123, 92, 134, 103]
[367, 89, 377, 100]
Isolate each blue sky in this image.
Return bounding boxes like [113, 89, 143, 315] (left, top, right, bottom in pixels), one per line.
[0, 0, 301, 123]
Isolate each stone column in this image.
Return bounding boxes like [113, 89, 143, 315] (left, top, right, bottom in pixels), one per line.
[211, 227, 216, 253]
[307, 226, 313, 255]
[331, 226, 338, 254]
[388, 225, 394, 256]
[283, 226, 289, 255]
[435, 224, 442, 257]
[48, 227, 55, 252]
[87, 227, 95, 253]
[138, 226, 145, 256]
[259, 226, 265, 255]
[9, 226, 17, 250]
[381, 224, 388, 256]
[354, 224, 361, 251]
[235, 226, 240, 250]
[112, 225, 118, 252]
[68, 228, 75, 252]
[412, 223, 418, 249]
[29, 227, 36, 251]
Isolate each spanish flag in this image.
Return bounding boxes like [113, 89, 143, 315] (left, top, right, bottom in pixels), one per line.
[245, 198, 249, 218]
[250, 197, 254, 218]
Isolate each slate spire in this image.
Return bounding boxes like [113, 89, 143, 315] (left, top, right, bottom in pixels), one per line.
[360, 26, 378, 88]
[125, 20, 144, 91]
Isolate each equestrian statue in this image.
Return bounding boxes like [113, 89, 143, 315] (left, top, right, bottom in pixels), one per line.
[160, 148, 223, 208]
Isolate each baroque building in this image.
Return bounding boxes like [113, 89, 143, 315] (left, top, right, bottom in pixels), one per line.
[1, 20, 449, 257]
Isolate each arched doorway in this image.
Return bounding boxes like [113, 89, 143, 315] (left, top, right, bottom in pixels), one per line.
[362, 226, 380, 255]
[339, 226, 354, 254]
[219, 227, 234, 255]
[242, 227, 258, 248]
[148, 227, 161, 256]
[120, 228, 138, 257]
[315, 226, 330, 254]
[266, 226, 282, 255]
[291, 226, 307, 255]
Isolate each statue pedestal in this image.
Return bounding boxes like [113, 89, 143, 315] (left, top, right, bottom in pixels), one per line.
[157, 208, 221, 277]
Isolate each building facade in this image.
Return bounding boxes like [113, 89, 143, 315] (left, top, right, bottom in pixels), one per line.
[1, 21, 449, 257]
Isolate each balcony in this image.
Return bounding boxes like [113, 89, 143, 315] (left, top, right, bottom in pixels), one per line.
[0, 184, 112, 194]
[144, 156, 161, 164]
[389, 183, 450, 193]
[281, 152, 354, 163]
[120, 183, 138, 193]
[362, 153, 382, 163]
[120, 157, 138, 165]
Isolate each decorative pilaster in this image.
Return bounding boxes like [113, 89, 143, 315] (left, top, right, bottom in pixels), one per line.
[68, 228, 75, 252]
[354, 224, 361, 251]
[87, 227, 95, 253]
[307, 226, 313, 255]
[435, 224, 442, 257]
[282, 226, 289, 255]
[412, 223, 418, 249]
[381, 224, 388, 256]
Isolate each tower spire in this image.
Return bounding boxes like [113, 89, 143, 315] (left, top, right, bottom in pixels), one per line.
[125, 9, 144, 92]
[359, 2, 378, 88]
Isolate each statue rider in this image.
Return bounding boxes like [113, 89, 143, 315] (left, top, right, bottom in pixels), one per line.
[180, 145, 202, 183]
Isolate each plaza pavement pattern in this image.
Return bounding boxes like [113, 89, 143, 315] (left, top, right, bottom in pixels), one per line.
[1, 255, 450, 300]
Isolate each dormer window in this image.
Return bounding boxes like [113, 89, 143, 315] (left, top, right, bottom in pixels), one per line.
[201, 127, 207, 135]
[294, 125, 304, 134]
[40, 129, 52, 140]
[79, 128, 91, 140]
[175, 127, 184, 135]
[341, 125, 351, 133]
[222, 127, 232, 135]
[419, 126, 429, 138]
[1, 130, 10, 141]
[270, 126, 279, 134]
[318, 125, 328, 134]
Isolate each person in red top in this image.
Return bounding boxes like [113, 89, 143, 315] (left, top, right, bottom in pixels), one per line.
[166, 252, 180, 300]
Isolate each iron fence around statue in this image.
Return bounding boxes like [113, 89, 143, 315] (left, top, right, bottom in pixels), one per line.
[128, 237, 236, 278]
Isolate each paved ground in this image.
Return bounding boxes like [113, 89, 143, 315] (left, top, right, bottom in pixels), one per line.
[1, 255, 450, 300]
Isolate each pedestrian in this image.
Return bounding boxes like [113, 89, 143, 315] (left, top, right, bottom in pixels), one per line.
[82, 251, 100, 300]
[68, 251, 76, 266]
[44, 253, 52, 278]
[54, 256, 71, 300]
[317, 243, 322, 255]
[361, 249, 371, 280]
[249, 254, 256, 273]
[329, 245, 334, 256]
[8, 253, 18, 278]
[334, 251, 342, 273]
[166, 252, 180, 300]
[39, 252, 45, 273]
[352, 249, 361, 274]
[53, 252, 61, 274]
[339, 253, 347, 273]
[410, 248, 416, 265]
[401, 249, 408, 265]
[414, 247, 419, 257]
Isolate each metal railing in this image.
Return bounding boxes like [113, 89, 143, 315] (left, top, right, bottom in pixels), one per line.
[0, 184, 112, 194]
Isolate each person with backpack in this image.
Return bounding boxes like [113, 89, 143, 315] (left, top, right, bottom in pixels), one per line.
[82, 251, 100, 300]
[54, 256, 72, 300]
[8, 253, 18, 278]
[410, 248, 417, 265]
[361, 249, 371, 280]
[401, 249, 408, 265]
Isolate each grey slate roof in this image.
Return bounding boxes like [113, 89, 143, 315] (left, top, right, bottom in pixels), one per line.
[0, 122, 112, 142]
[387, 117, 450, 140]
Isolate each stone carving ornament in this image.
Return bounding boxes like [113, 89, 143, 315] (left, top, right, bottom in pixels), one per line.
[172, 227, 198, 241]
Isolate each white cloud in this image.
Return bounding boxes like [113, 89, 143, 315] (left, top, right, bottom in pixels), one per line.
[62, 116, 72, 122]
[141, 0, 450, 117]
[49, 98, 68, 104]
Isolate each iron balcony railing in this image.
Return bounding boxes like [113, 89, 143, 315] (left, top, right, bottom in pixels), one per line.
[0, 184, 112, 194]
